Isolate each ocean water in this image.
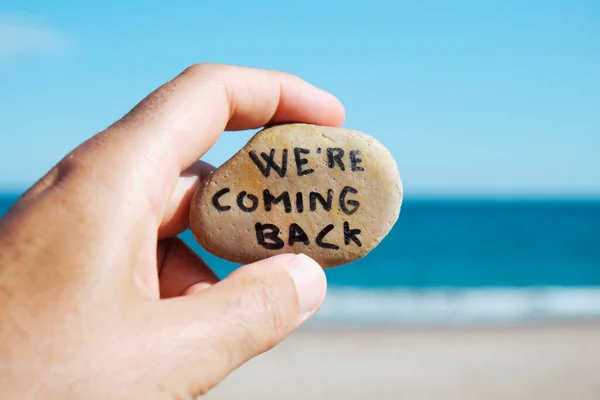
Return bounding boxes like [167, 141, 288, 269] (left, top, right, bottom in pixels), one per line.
[2, 193, 599, 326]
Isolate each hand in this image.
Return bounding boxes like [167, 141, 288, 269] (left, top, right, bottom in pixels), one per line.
[0, 64, 345, 399]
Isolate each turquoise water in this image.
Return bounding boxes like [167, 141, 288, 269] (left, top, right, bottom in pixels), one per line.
[2, 193, 600, 326]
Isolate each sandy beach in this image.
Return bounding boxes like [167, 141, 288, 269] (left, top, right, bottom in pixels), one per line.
[207, 323, 600, 399]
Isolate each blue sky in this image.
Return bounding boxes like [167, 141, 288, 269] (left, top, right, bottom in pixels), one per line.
[1, 0, 599, 197]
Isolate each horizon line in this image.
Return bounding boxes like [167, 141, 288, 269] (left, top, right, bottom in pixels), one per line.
[1, 188, 599, 203]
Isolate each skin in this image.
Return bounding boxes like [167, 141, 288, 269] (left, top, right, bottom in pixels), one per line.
[0, 64, 346, 399]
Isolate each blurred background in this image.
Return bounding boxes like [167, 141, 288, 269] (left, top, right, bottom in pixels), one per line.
[1, 1, 599, 398]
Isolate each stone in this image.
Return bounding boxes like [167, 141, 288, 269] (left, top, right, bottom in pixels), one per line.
[189, 123, 403, 268]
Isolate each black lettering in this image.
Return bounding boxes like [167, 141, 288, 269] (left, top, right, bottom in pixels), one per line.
[293, 147, 314, 176]
[316, 224, 339, 249]
[255, 223, 285, 250]
[236, 191, 258, 212]
[212, 188, 231, 211]
[344, 221, 362, 247]
[288, 223, 309, 246]
[349, 150, 364, 172]
[263, 190, 292, 213]
[309, 189, 333, 212]
[326, 148, 345, 171]
[339, 186, 360, 215]
[296, 192, 304, 213]
[248, 151, 267, 176]
[248, 149, 288, 178]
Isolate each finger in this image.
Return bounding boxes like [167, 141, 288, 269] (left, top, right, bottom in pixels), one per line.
[152, 253, 327, 395]
[159, 160, 215, 238]
[50, 64, 345, 227]
[157, 237, 219, 299]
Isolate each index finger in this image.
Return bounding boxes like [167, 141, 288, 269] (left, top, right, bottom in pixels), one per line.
[60, 63, 345, 225]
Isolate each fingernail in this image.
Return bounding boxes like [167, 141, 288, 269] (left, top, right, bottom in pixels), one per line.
[285, 254, 327, 322]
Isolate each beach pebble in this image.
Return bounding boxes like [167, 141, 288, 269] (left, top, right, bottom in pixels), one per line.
[189, 123, 402, 268]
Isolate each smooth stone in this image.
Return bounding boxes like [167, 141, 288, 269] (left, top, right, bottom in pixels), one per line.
[189, 123, 403, 268]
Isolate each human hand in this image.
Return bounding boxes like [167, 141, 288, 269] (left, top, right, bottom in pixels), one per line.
[0, 64, 345, 399]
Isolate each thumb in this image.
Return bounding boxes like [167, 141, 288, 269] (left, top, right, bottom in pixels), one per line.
[211, 252, 327, 344]
[154, 253, 327, 396]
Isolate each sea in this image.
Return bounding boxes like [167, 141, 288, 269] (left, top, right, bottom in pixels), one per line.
[1, 193, 599, 327]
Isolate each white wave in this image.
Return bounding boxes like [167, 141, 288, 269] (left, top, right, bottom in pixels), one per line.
[309, 287, 600, 327]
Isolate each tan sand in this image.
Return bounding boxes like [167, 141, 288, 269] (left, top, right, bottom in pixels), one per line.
[206, 323, 600, 400]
